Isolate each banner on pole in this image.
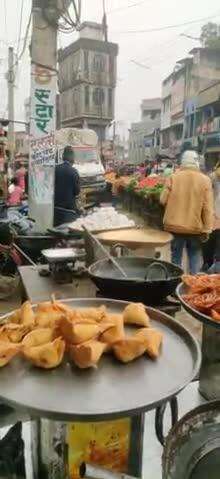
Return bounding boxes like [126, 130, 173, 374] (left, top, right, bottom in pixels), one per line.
[29, 64, 57, 230]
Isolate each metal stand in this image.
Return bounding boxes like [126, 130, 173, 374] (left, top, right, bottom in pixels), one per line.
[31, 415, 145, 479]
[199, 323, 220, 400]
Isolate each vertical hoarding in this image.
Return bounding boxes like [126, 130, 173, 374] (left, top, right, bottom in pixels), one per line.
[29, 64, 56, 231]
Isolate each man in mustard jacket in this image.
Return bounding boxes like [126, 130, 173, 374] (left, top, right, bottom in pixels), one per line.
[160, 150, 214, 273]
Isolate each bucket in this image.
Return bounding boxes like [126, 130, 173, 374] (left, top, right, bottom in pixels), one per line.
[162, 401, 220, 479]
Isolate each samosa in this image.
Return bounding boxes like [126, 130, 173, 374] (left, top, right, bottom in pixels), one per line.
[35, 310, 63, 328]
[22, 328, 54, 348]
[20, 301, 35, 328]
[69, 340, 106, 369]
[23, 338, 65, 369]
[135, 328, 163, 359]
[0, 324, 30, 344]
[7, 309, 21, 325]
[79, 306, 107, 323]
[123, 303, 150, 327]
[0, 342, 20, 367]
[100, 314, 125, 348]
[113, 337, 147, 363]
[58, 317, 100, 345]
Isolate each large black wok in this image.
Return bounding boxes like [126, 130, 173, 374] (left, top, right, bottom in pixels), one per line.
[88, 257, 183, 305]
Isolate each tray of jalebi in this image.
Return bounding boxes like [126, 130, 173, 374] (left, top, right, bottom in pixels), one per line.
[176, 274, 220, 328]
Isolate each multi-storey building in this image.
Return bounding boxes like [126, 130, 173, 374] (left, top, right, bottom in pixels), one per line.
[161, 47, 220, 167]
[184, 47, 220, 168]
[58, 21, 118, 141]
[129, 98, 161, 164]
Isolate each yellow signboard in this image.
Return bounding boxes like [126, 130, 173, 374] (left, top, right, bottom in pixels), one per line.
[67, 418, 131, 479]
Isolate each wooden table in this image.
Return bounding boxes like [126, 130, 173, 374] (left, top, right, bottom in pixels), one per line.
[96, 227, 173, 257]
[18, 266, 96, 303]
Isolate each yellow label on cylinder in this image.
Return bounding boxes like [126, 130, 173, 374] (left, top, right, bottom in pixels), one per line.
[67, 418, 131, 479]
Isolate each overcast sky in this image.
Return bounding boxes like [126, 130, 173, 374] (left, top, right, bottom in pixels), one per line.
[0, 0, 220, 135]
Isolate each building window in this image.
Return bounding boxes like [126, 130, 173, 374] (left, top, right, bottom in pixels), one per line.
[63, 102, 67, 119]
[85, 86, 90, 108]
[73, 89, 79, 115]
[93, 88, 105, 106]
[109, 55, 114, 74]
[176, 124, 183, 140]
[93, 54, 106, 72]
[84, 51, 89, 72]
[150, 111, 157, 120]
[108, 88, 112, 111]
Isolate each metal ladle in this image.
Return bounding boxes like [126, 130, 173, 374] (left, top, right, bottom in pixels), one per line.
[82, 226, 128, 279]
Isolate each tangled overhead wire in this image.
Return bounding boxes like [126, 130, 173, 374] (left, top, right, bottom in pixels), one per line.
[42, 0, 82, 34]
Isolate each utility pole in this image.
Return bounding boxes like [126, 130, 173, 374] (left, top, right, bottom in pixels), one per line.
[113, 120, 116, 166]
[29, 0, 59, 231]
[7, 46, 15, 160]
[29, 0, 77, 230]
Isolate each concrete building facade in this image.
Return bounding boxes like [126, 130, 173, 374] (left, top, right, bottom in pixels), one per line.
[58, 22, 118, 141]
[160, 60, 190, 157]
[129, 98, 161, 164]
[183, 48, 220, 168]
[161, 47, 220, 166]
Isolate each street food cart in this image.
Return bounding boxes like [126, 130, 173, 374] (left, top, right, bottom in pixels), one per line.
[0, 295, 200, 479]
[3, 224, 220, 478]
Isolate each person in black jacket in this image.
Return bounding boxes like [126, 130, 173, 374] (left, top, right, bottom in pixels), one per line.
[54, 145, 80, 226]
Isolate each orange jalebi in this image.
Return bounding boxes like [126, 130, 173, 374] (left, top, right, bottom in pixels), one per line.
[211, 309, 220, 322]
[182, 274, 220, 294]
[182, 274, 220, 322]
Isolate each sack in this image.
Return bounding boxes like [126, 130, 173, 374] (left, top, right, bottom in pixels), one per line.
[0, 274, 20, 300]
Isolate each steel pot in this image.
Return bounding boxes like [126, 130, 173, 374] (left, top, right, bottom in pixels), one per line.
[163, 401, 220, 479]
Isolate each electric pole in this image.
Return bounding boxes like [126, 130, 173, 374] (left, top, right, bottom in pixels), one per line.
[29, 0, 78, 231]
[8, 46, 15, 160]
[29, 0, 59, 231]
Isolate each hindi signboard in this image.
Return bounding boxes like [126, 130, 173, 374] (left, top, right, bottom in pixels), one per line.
[29, 64, 57, 230]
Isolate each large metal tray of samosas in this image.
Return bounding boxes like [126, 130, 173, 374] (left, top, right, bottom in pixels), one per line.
[0, 298, 201, 421]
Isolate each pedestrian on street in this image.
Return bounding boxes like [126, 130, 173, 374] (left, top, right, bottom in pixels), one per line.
[54, 145, 80, 226]
[112, 172, 121, 207]
[202, 163, 220, 272]
[15, 162, 26, 192]
[7, 177, 24, 206]
[160, 150, 214, 274]
[163, 162, 174, 177]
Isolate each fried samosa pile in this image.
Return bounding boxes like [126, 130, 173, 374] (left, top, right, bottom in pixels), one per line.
[0, 300, 163, 369]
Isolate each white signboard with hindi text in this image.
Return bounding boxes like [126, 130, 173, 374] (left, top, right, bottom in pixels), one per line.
[29, 64, 57, 231]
